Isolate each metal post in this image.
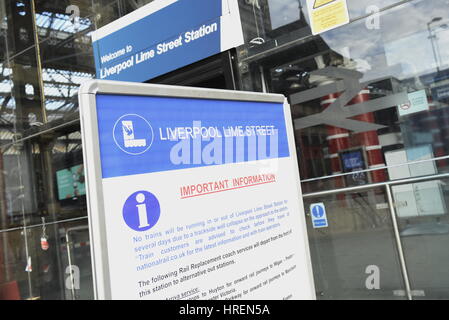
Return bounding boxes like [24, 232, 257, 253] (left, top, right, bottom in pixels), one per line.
[385, 184, 413, 300]
[65, 232, 76, 300]
[30, 0, 47, 123]
[428, 20, 441, 73]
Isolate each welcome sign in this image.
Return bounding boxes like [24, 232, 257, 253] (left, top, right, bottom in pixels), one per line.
[91, 0, 244, 82]
[79, 81, 315, 300]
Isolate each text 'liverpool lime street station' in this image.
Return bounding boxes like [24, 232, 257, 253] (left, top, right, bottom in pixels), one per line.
[92, 0, 244, 83]
[78, 81, 316, 300]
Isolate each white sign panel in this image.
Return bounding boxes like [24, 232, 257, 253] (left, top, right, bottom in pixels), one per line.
[398, 90, 430, 117]
[79, 80, 315, 300]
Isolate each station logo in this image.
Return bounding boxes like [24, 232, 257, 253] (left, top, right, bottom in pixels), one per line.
[122, 191, 160, 232]
[113, 114, 154, 155]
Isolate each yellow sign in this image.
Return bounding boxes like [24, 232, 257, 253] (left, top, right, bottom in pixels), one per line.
[307, 0, 349, 35]
[313, 0, 337, 9]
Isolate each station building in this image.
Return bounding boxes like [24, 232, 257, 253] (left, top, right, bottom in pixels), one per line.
[0, 0, 448, 300]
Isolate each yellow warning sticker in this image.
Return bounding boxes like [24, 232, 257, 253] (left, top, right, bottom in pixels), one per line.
[307, 0, 349, 35]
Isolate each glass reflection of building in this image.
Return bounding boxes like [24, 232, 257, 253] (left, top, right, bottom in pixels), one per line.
[1, 0, 449, 300]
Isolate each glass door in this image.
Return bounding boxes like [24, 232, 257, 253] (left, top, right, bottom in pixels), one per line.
[303, 186, 408, 300]
[390, 174, 449, 299]
[236, 0, 449, 300]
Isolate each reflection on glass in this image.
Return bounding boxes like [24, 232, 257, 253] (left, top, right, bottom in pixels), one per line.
[240, 0, 449, 193]
[34, 2, 96, 119]
[393, 177, 449, 299]
[0, 220, 93, 300]
[238, 0, 449, 300]
[304, 188, 406, 300]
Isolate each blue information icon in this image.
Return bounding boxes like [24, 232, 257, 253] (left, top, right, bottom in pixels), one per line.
[113, 114, 154, 155]
[310, 203, 328, 229]
[312, 205, 324, 218]
[122, 191, 160, 232]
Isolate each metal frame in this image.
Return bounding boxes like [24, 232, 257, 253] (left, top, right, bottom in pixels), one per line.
[303, 171, 449, 300]
[385, 184, 412, 300]
[302, 155, 449, 184]
[303, 172, 449, 198]
[65, 225, 90, 300]
[149, 50, 239, 90]
[78, 79, 316, 300]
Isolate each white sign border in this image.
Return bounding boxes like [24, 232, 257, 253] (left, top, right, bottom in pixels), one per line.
[78, 80, 316, 300]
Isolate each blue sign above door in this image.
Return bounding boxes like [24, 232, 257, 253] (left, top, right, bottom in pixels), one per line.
[91, 0, 243, 83]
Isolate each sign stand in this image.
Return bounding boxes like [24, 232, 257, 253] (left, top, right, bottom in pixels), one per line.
[79, 80, 316, 300]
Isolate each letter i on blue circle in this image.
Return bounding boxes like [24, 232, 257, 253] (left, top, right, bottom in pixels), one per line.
[123, 191, 160, 231]
[136, 193, 150, 228]
[312, 205, 324, 218]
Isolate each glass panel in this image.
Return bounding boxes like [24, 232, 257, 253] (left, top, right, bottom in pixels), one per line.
[34, 1, 96, 120]
[60, 221, 93, 300]
[0, 0, 152, 300]
[0, 142, 35, 230]
[238, 0, 408, 49]
[0, 228, 30, 300]
[3, 0, 45, 130]
[30, 129, 87, 225]
[0, 219, 92, 300]
[238, 0, 449, 195]
[0, 128, 87, 229]
[237, 0, 449, 300]
[92, 0, 156, 28]
[394, 176, 449, 299]
[304, 187, 406, 300]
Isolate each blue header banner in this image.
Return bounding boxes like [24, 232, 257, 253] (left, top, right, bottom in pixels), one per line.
[93, 0, 224, 82]
[96, 94, 290, 179]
